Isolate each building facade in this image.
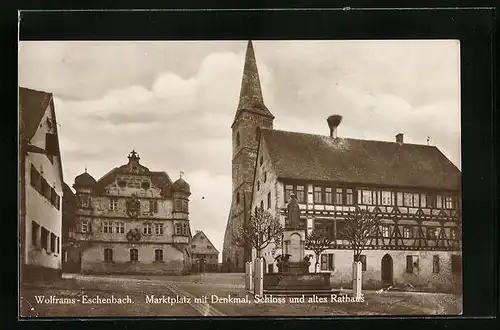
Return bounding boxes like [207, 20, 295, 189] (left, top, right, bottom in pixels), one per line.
[67, 151, 192, 275]
[191, 230, 219, 272]
[223, 42, 462, 292]
[222, 41, 274, 272]
[19, 87, 65, 282]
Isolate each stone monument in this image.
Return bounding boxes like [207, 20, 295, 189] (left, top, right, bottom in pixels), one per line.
[282, 194, 306, 272]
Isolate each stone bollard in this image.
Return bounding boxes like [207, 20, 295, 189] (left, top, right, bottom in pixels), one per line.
[245, 261, 254, 292]
[253, 257, 264, 297]
[352, 261, 363, 299]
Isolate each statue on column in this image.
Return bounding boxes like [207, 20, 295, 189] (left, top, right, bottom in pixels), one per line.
[287, 193, 300, 229]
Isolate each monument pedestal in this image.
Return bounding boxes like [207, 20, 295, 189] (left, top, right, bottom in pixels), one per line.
[283, 229, 306, 263]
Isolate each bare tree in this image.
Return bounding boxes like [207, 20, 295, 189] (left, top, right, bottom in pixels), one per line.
[341, 207, 380, 262]
[233, 208, 283, 258]
[305, 229, 333, 272]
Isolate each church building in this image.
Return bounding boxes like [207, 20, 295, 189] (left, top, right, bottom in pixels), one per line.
[66, 151, 192, 275]
[223, 41, 462, 292]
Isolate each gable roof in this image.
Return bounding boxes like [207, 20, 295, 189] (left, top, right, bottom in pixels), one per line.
[191, 230, 219, 254]
[19, 87, 53, 141]
[261, 129, 461, 191]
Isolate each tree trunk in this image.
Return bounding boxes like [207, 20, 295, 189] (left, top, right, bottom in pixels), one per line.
[315, 253, 320, 273]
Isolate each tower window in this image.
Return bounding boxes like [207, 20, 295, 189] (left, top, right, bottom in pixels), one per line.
[236, 192, 240, 204]
[255, 127, 260, 141]
[236, 132, 240, 147]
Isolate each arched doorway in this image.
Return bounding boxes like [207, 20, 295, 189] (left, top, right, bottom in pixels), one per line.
[381, 254, 393, 286]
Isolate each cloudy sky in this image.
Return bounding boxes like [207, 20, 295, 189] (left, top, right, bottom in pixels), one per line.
[18, 40, 461, 259]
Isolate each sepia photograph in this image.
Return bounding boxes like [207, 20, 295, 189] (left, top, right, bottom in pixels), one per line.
[19, 39, 462, 317]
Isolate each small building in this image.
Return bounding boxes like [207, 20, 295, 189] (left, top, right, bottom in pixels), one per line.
[191, 230, 219, 272]
[61, 182, 77, 272]
[67, 151, 192, 275]
[19, 87, 65, 283]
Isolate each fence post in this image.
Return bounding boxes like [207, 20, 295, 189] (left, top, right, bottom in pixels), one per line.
[253, 257, 263, 297]
[352, 261, 362, 299]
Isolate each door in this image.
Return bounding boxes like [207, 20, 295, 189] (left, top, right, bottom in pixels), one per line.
[381, 254, 393, 286]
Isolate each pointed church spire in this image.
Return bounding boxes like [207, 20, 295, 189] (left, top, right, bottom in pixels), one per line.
[232, 40, 274, 127]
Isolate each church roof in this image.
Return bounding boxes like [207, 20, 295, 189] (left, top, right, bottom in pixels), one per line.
[232, 41, 274, 127]
[19, 87, 53, 141]
[261, 129, 461, 191]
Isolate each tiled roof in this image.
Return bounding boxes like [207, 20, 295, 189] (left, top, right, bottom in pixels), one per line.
[192, 230, 219, 254]
[19, 87, 52, 141]
[232, 41, 274, 127]
[262, 129, 461, 191]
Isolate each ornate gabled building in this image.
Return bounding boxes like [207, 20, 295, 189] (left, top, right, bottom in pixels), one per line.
[19, 87, 65, 283]
[222, 41, 274, 272]
[67, 151, 192, 275]
[224, 41, 462, 292]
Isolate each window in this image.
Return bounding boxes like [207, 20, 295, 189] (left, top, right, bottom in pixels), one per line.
[104, 248, 113, 262]
[259, 155, 263, 166]
[79, 195, 90, 208]
[155, 223, 164, 235]
[335, 188, 343, 205]
[50, 233, 56, 253]
[31, 221, 39, 247]
[267, 192, 271, 209]
[427, 227, 438, 239]
[41, 227, 49, 250]
[336, 220, 346, 239]
[81, 220, 90, 233]
[103, 221, 113, 234]
[182, 223, 189, 236]
[360, 255, 367, 271]
[41, 178, 50, 200]
[396, 192, 403, 206]
[320, 253, 335, 271]
[403, 193, 413, 207]
[236, 132, 240, 147]
[450, 227, 459, 240]
[445, 196, 454, 209]
[143, 223, 152, 235]
[109, 199, 118, 211]
[149, 200, 158, 213]
[420, 194, 427, 207]
[285, 185, 294, 202]
[361, 190, 372, 205]
[325, 187, 333, 204]
[436, 195, 443, 209]
[433, 255, 440, 273]
[45, 133, 58, 156]
[413, 193, 420, 207]
[257, 181, 260, 191]
[451, 255, 462, 274]
[55, 195, 61, 210]
[236, 192, 240, 204]
[381, 226, 390, 238]
[191, 245, 196, 248]
[314, 187, 323, 204]
[115, 222, 125, 234]
[175, 223, 182, 235]
[207, 245, 212, 249]
[255, 127, 260, 141]
[346, 189, 353, 205]
[381, 191, 392, 205]
[402, 226, 413, 238]
[30, 165, 41, 192]
[296, 186, 305, 203]
[130, 249, 139, 262]
[260, 200, 264, 210]
[155, 249, 163, 262]
[264, 171, 267, 182]
[56, 237, 59, 254]
[141, 181, 150, 190]
[142, 200, 150, 214]
[406, 255, 419, 273]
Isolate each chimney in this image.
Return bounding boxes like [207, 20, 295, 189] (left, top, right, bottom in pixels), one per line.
[396, 133, 404, 145]
[327, 114, 343, 138]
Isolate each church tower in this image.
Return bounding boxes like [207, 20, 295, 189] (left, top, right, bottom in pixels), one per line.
[222, 41, 275, 272]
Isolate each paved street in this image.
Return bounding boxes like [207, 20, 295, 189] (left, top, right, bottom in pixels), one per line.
[20, 273, 462, 317]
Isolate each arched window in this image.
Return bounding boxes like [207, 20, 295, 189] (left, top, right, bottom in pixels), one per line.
[236, 192, 240, 204]
[255, 127, 261, 141]
[236, 131, 240, 147]
[130, 248, 138, 261]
